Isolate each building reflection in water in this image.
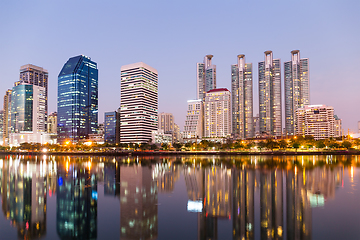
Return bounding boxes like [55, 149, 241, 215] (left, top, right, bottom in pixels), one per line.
[260, 168, 283, 240]
[104, 161, 120, 197]
[0, 155, 348, 240]
[184, 160, 232, 240]
[120, 164, 158, 240]
[0, 156, 48, 239]
[56, 160, 97, 239]
[233, 167, 255, 240]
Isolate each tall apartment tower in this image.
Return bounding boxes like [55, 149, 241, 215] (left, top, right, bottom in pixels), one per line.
[120, 62, 158, 143]
[284, 50, 309, 135]
[258, 51, 282, 136]
[57, 55, 98, 143]
[3, 89, 12, 144]
[197, 55, 216, 101]
[17, 64, 48, 122]
[204, 88, 231, 138]
[231, 54, 253, 139]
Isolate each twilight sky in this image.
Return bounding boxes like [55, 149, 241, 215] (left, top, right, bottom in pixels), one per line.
[0, 0, 359, 132]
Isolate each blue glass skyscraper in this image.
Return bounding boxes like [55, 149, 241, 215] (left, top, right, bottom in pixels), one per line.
[57, 55, 98, 143]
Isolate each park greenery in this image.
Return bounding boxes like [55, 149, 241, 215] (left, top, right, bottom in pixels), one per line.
[1, 135, 360, 153]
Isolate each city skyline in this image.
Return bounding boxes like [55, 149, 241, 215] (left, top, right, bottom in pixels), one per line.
[0, 1, 359, 133]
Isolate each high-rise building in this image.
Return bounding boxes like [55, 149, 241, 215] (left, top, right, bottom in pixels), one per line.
[47, 112, 57, 134]
[104, 111, 120, 144]
[120, 62, 158, 143]
[11, 84, 46, 133]
[296, 105, 335, 140]
[259, 51, 282, 136]
[3, 89, 12, 144]
[334, 115, 342, 138]
[204, 88, 231, 138]
[231, 54, 253, 139]
[197, 55, 216, 101]
[284, 50, 309, 135]
[183, 99, 203, 139]
[358, 121, 360, 134]
[57, 55, 98, 143]
[17, 64, 48, 122]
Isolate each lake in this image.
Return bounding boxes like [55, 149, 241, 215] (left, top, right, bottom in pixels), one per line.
[0, 154, 359, 240]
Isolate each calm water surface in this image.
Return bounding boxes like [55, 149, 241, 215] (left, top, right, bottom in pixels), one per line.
[0, 154, 359, 240]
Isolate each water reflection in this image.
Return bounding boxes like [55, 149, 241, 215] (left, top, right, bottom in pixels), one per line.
[56, 160, 98, 239]
[0, 155, 357, 239]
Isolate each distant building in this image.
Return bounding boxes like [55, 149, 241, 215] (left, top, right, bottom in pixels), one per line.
[104, 111, 120, 144]
[88, 133, 104, 144]
[259, 51, 282, 136]
[0, 110, 3, 145]
[120, 62, 158, 143]
[3, 89, 12, 145]
[231, 54, 253, 139]
[151, 130, 172, 145]
[47, 112, 57, 134]
[358, 121, 360, 133]
[197, 55, 216, 101]
[296, 105, 335, 140]
[183, 99, 203, 139]
[57, 55, 98, 143]
[334, 115, 342, 138]
[158, 113, 174, 133]
[98, 123, 104, 135]
[173, 123, 181, 143]
[284, 50, 310, 136]
[158, 112, 177, 143]
[204, 88, 231, 138]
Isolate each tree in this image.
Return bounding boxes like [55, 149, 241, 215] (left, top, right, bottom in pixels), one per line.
[173, 142, 183, 151]
[265, 139, 279, 151]
[292, 142, 300, 151]
[315, 140, 326, 149]
[342, 141, 352, 149]
[278, 140, 288, 150]
[257, 141, 266, 151]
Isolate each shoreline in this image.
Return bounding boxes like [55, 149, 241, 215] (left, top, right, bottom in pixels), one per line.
[0, 150, 359, 156]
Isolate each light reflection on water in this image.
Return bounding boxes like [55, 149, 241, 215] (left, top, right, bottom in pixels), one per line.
[0, 154, 359, 240]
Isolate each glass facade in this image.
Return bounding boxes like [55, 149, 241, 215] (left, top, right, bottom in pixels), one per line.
[104, 111, 120, 144]
[57, 55, 98, 143]
[11, 84, 33, 132]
